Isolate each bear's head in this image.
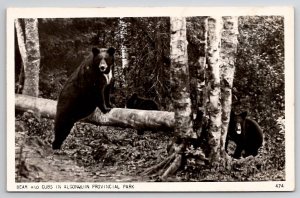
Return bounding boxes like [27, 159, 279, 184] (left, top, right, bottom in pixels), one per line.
[227, 111, 248, 140]
[125, 93, 138, 109]
[92, 47, 115, 74]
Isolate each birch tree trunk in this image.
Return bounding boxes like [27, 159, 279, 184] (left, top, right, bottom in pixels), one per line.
[15, 18, 41, 118]
[22, 18, 40, 97]
[142, 17, 195, 179]
[198, 18, 208, 115]
[220, 17, 239, 157]
[119, 17, 129, 70]
[170, 17, 195, 140]
[14, 19, 27, 94]
[114, 17, 129, 103]
[158, 16, 194, 179]
[205, 17, 223, 164]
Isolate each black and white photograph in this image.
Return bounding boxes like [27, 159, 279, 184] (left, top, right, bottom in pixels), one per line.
[6, 7, 294, 191]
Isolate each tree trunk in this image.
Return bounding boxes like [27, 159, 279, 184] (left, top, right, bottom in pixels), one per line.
[142, 17, 195, 180]
[22, 18, 40, 97]
[114, 17, 129, 104]
[197, 18, 208, 116]
[206, 17, 223, 165]
[15, 18, 41, 119]
[119, 18, 129, 70]
[170, 17, 195, 139]
[14, 19, 27, 94]
[15, 94, 175, 131]
[220, 16, 239, 157]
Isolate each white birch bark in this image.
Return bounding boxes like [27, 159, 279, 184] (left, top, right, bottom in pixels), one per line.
[119, 17, 129, 69]
[206, 16, 223, 162]
[170, 17, 195, 139]
[21, 18, 40, 97]
[15, 19, 27, 71]
[220, 16, 239, 156]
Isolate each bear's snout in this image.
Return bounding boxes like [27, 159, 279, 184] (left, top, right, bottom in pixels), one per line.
[100, 66, 106, 71]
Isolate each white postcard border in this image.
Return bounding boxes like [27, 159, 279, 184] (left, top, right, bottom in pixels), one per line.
[6, 6, 295, 192]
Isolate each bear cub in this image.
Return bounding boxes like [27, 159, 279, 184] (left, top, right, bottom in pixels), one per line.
[126, 93, 159, 135]
[52, 47, 115, 150]
[225, 111, 263, 158]
[126, 93, 158, 110]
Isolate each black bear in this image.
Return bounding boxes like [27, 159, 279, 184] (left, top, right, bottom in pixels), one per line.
[225, 111, 263, 158]
[126, 93, 158, 110]
[52, 47, 115, 150]
[126, 93, 159, 135]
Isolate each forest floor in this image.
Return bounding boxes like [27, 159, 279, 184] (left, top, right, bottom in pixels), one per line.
[14, 112, 285, 183]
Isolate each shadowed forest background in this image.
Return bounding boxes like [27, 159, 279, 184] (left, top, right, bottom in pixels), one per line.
[15, 16, 285, 182]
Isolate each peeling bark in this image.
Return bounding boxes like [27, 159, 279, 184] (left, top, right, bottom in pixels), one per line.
[22, 18, 40, 97]
[206, 17, 223, 164]
[15, 18, 41, 119]
[119, 17, 129, 70]
[15, 19, 27, 94]
[170, 17, 195, 139]
[142, 17, 194, 179]
[220, 16, 239, 157]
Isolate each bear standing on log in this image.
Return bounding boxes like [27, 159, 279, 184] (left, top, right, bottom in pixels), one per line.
[52, 47, 115, 150]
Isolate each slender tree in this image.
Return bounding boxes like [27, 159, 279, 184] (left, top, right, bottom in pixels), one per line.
[119, 17, 129, 70]
[220, 16, 239, 158]
[15, 19, 27, 94]
[114, 17, 129, 102]
[15, 18, 41, 118]
[23, 18, 40, 97]
[15, 18, 40, 97]
[139, 17, 196, 179]
[205, 16, 223, 165]
[170, 17, 195, 140]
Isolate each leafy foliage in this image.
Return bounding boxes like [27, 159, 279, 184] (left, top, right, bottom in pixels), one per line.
[233, 16, 285, 175]
[234, 16, 284, 121]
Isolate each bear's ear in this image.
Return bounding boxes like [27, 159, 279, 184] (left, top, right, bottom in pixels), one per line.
[239, 111, 248, 120]
[92, 47, 100, 56]
[107, 47, 115, 56]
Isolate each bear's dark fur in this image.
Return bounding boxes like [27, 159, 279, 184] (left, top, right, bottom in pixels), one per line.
[52, 47, 115, 150]
[225, 111, 263, 158]
[126, 93, 158, 135]
[126, 93, 158, 110]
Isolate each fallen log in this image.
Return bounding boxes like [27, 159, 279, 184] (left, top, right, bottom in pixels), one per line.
[15, 94, 175, 131]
